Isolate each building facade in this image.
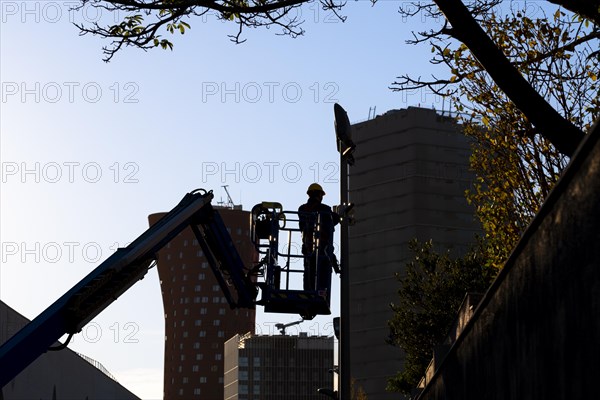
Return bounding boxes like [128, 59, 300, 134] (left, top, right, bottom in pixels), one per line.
[348, 107, 480, 399]
[0, 301, 139, 400]
[149, 206, 257, 399]
[224, 333, 334, 400]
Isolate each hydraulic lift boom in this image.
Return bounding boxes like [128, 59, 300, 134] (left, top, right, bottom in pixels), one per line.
[0, 189, 337, 388]
[0, 190, 255, 387]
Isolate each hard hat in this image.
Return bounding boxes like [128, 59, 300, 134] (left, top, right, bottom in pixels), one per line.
[307, 183, 325, 195]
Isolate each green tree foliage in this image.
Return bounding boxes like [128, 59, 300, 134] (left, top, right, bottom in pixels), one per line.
[351, 378, 368, 400]
[461, 10, 598, 268]
[395, 5, 598, 268]
[386, 240, 496, 395]
[387, 8, 598, 394]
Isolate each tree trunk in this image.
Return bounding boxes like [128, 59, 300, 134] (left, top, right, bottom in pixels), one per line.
[434, 0, 586, 156]
[546, 0, 600, 26]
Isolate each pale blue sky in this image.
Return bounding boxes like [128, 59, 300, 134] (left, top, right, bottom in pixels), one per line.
[0, 1, 551, 397]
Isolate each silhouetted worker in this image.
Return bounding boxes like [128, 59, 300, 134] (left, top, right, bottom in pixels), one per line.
[298, 183, 340, 299]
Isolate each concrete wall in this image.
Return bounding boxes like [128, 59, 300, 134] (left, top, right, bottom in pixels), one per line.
[417, 122, 600, 399]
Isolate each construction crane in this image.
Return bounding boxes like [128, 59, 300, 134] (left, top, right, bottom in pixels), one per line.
[0, 189, 335, 387]
[275, 319, 304, 335]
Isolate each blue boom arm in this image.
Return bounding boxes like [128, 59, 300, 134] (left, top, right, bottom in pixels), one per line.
[0, 190, 256, 388]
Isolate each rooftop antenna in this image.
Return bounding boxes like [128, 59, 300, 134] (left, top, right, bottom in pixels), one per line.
[368, 106, 377, 120]
[442, 96, 445, 116]
[222, 185, 235, 209]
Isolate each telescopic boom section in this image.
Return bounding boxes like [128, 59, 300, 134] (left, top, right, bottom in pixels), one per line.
[0, 190, 257, 387]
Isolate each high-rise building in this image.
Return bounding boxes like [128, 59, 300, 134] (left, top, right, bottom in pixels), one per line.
[348, 107, 480, 399]
[224, 332, 334, 400]
[0, 301, 139, 400]
[149, 205, 257, 399]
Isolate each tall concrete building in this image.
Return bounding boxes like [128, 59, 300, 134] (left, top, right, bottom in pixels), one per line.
[149, 205, 257, 399]
[348, 107, 480, 399]
[224, 332, 334, 400]
[1, 301, 139, 400]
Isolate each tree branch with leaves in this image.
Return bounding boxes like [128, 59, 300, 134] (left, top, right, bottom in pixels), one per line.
[73, 0, 347, 61]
